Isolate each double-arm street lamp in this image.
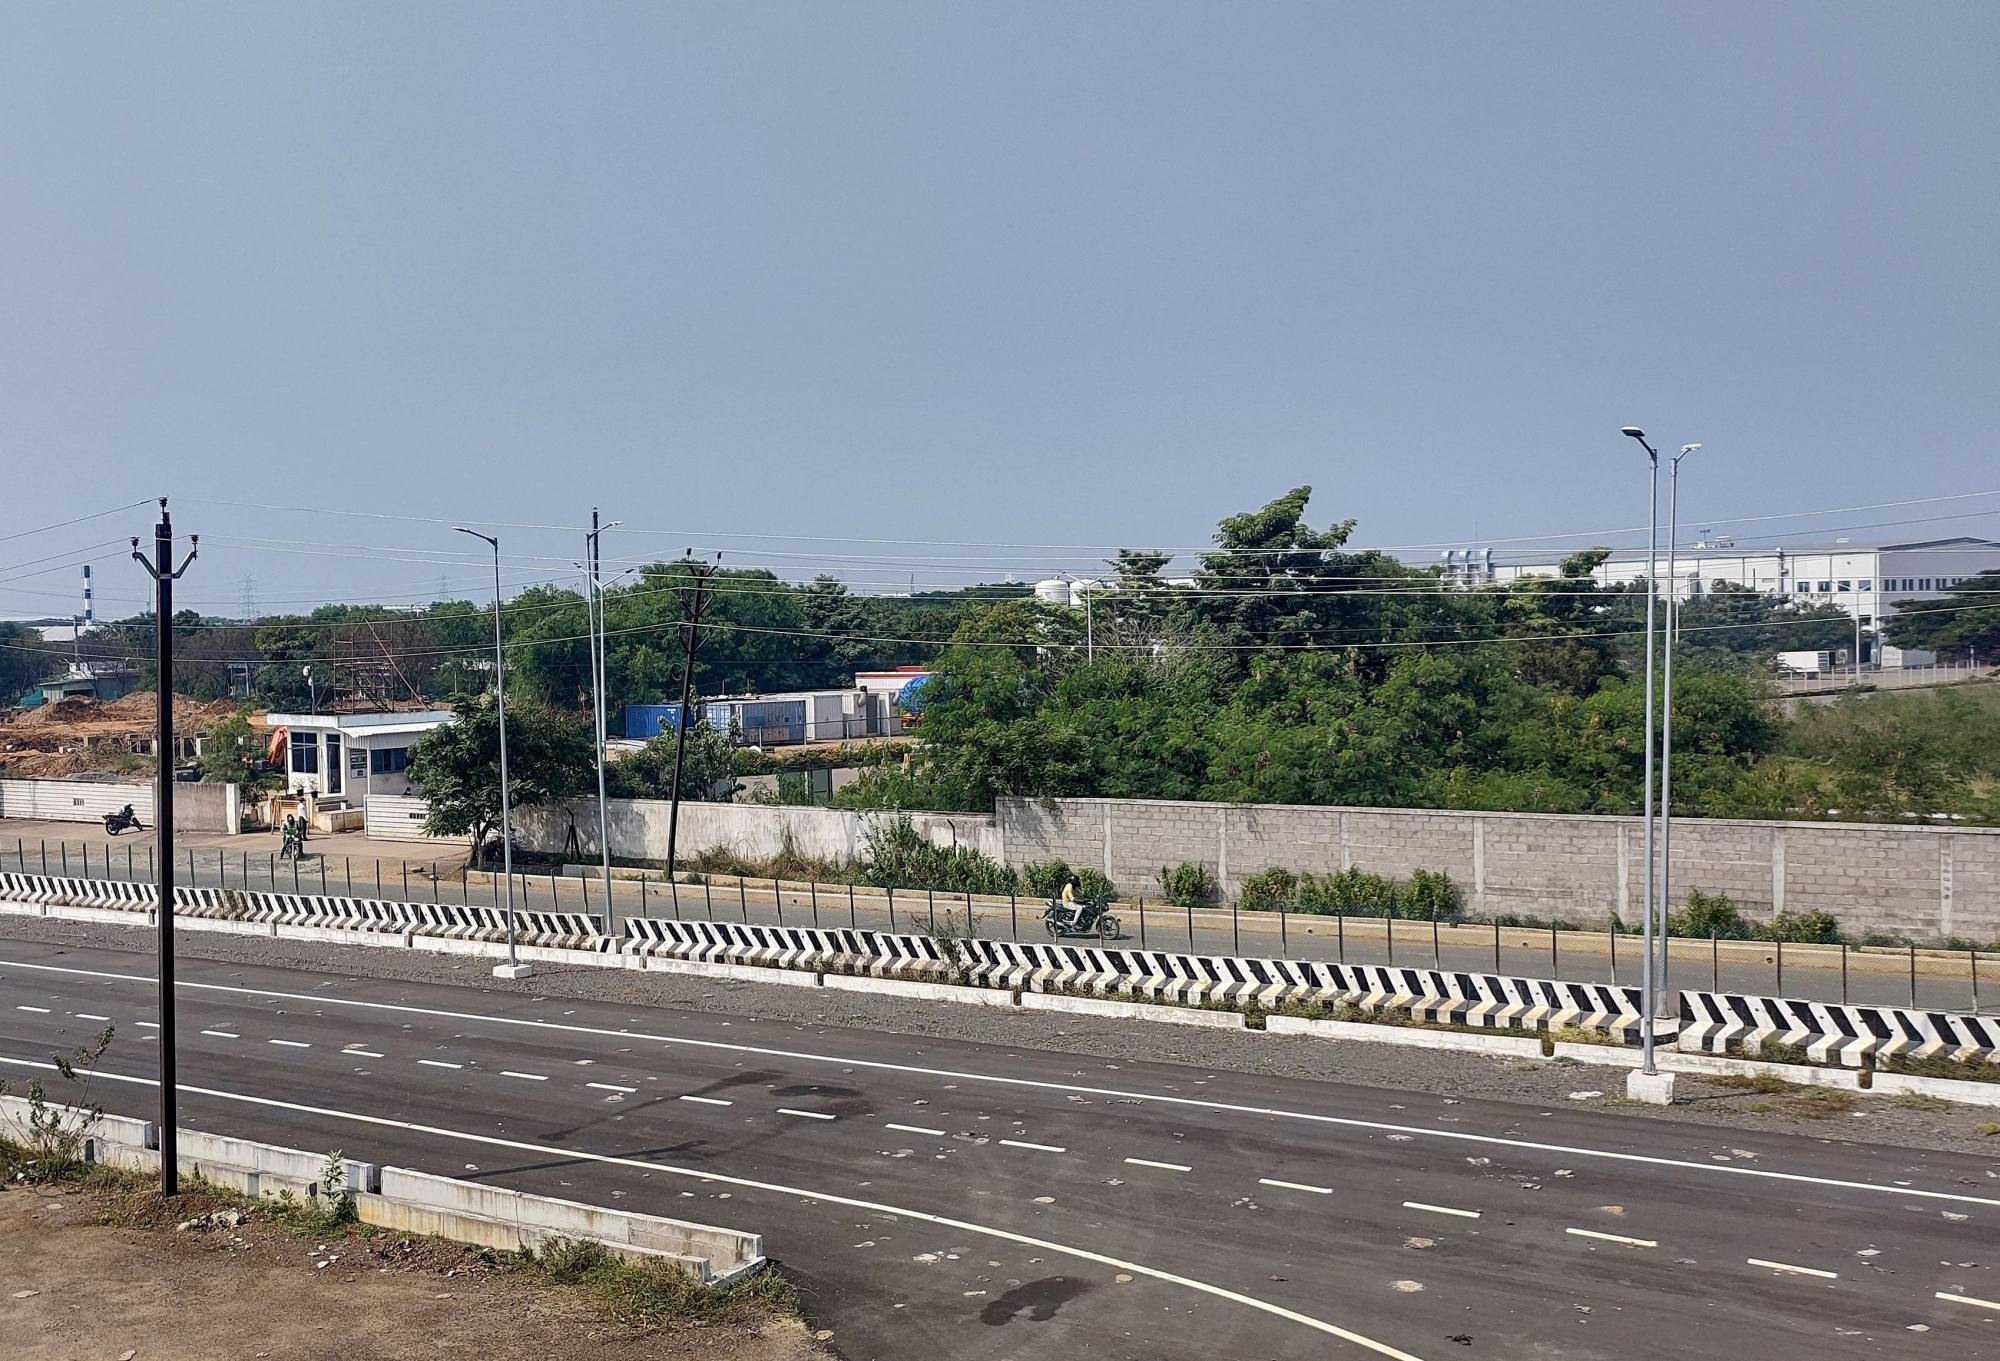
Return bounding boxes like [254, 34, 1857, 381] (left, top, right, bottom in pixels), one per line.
[452, 526, 531, 980]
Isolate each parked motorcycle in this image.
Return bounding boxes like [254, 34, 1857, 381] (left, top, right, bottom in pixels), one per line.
[1042, 897, 1120, 941]
[102, 805, 143, 836]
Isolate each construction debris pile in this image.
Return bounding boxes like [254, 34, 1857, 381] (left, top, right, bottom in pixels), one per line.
[0, 692, 249, 780]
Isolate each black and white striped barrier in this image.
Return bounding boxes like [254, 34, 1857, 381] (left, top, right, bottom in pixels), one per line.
[0, 869, 1648, 1037]
[620, 917, 950, 976]
[1678, 990, 2000, 1067]
[0, 871, 154, 911]
[956, 939, 1651, 1037]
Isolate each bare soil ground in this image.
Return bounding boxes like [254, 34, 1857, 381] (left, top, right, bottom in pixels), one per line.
[0, 1183, 828, 1361]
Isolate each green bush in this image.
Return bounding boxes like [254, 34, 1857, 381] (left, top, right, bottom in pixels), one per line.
[1298, 867, 1400, 917]
[1157, 861, 1220, 907]
[1398, 868, 1462, 920]
[1669, 889, 1753, 940]
[1238, 867, 1300, 912]
[1018, 859, 1117, 902]
[858, 814, 1016, 895]
[1236, 864, 1460, 919]
[1758, 910, 1841, 945]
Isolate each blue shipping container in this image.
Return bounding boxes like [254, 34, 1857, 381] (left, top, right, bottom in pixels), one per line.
[622, 702, 713, 740]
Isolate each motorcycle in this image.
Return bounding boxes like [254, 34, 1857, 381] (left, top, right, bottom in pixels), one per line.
[102, 805, 143, 836]
[1042, 897, 1120, 941]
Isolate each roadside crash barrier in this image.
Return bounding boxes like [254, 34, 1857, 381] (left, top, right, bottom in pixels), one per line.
[0, 1093, 761, 1283]
[1678, 990, 2000, 1068]
[621, 915, 952, 977]
[956, 938, 1657, 1040]
[0, 870, 1646, 1040]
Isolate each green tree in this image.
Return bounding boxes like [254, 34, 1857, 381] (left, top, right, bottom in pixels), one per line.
[406, 697, 595, 863]
[197, 708, 266, 784]
[603, 724, 745, 802]
[1885, 568, 2000, 660]
[0, 622, 49, 705]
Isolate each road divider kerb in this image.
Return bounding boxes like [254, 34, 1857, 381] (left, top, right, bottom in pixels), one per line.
[1269, 1013, 1542, 1056]
[2, 1090, 763, 1285]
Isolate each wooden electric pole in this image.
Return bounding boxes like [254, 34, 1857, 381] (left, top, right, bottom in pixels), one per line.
[663, 552, 719, 880]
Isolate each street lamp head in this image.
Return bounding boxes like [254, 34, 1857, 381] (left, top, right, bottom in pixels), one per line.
[1620, 427, 1645, 439]
[1680, 443, 1702, 456]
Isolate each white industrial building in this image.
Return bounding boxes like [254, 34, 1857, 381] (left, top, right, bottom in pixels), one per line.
[1459, 536, 2000, 626]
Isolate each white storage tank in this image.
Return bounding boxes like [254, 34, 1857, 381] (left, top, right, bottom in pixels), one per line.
[1034, 578, 1072, 606]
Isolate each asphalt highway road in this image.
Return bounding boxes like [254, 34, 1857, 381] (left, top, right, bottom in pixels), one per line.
[2, 937, 1997, 1360]
[4, 829, 1987, 1012]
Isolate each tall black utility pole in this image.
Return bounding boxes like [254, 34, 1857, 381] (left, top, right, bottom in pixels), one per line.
[132, 499, 197, 1196]
[663, 552, 718, 880]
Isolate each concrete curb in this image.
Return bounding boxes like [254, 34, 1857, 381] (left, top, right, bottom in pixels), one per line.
[6, 1093, 761, 1284]
[820, 972, 1011, 1005]
[1265, 1013, 1544, 1056]
[1019, 990, 1245, 1028]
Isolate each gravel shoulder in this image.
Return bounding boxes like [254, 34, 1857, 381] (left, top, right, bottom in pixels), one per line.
[0, 1180, 823, 1361]
[3, 913, 1998, 1157]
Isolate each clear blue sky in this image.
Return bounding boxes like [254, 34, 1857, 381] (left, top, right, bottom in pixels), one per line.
[3, 3, 1996, 617]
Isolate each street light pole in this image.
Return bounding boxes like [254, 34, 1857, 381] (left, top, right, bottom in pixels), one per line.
[131, 499, 197, 1196]
[1622, 428, 1662, 1076]
[584, 510, 621, 932]
[1659, 443, 1701, 1012]
[453, 527, 529, 980]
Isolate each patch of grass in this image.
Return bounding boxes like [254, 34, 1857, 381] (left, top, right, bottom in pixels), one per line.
[1790, 1086, 1859, 1118]
[1708, 1072, 1857, 1117]
[1876, 1053, 2000, 1084]
[1549, 1025, 1618, 1048]
[1887, 1092, 1952, 1113]
[514, 1236, 796, 1327]
[1976, 1122, 1999, 1137]
[1709, 1071, 1793, 1095]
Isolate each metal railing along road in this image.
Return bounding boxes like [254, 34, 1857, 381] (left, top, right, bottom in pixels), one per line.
[5, 835, 1992, 1015]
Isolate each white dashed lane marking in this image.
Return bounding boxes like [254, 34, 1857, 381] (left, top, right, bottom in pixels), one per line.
[16, 1006, 49, 1014]
[200, 1030, 240, 1039]
[500, 1071, 547, 1082]
[999, 1139, 1067, 1153]
[678, 1095, 732, 1107]
[75, 1013, 111, 1022]
[1404, 1201, 1481, 1220]
[133, 1021, 158, 1029]
[417, 1059, 462, 1070]
[1567, 1228, 1657, 1248]
[343, 1048, 385, 1059]
[1936, 1290, 2000, 1311]
[885, 1123, 946, 1137]
[1258, 1178, 1334, 1195]
[779, 1108, 836, 1120]
[587, 1083, 637, 1094]
[268, 1038, 310, 1048]
[1747, 1258, 1838, 1280]
[1125, 1158, 1192, 1173]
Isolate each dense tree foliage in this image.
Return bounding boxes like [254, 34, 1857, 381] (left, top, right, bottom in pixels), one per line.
[406, 696, 595, 863]
[1886, 568, 2000, 660]
[839, 487, 1990, 823]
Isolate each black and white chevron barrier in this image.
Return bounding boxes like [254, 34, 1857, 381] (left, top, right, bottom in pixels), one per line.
[0, 871, 155, 911]
[620, 917, 950, 976]
[0, 869, 1647, 1039]
[1678, 990, 2000, 1066]
[956, 938, 1651, 1036]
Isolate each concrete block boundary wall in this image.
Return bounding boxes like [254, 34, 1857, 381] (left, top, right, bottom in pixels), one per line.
[0, 1094, 762, 1284]
[9, 870, 1998, 1070]
[996, 796, 2000, 942]
[0, 777, 240, 835]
